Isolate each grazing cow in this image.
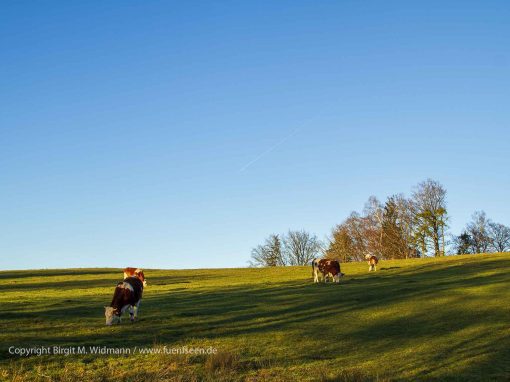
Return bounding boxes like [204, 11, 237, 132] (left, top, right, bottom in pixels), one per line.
[365, 254, 379, 272]
[123, 267, 147, 287]
[104, 277, 144, 325]
[312, 258, 345, 283]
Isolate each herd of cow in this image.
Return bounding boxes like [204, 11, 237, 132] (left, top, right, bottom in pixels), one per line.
[104, 255, 380, 325]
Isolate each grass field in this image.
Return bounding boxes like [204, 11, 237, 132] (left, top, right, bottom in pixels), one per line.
[0, 253, 509, 381]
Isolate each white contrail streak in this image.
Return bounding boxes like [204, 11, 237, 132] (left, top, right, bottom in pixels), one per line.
[239, 128, 300, 172]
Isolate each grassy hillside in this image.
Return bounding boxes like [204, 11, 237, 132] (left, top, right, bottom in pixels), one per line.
[0, 253, 509, 381]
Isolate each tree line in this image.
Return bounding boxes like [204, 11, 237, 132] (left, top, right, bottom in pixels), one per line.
[250, 179, 510, 266]
[453, 211, 510, 254]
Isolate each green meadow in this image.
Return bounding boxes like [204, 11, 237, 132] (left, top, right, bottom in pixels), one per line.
[1, 253, 509, 381]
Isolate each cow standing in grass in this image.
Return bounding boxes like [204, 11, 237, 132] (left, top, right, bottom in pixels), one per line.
[105, 277, 144, 325]
[312, 258, 345, 283]
[365, 254, 379, 272]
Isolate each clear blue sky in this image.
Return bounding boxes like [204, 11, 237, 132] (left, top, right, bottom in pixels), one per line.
[1, 1, 509, 270]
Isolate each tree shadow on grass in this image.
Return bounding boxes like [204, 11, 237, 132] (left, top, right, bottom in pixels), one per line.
[0, 269, 117, 280]
[0, 273, 227, 291]
[1, 258, 510, 380]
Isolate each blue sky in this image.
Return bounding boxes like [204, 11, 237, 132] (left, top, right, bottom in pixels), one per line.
[1, 1, 509, 270]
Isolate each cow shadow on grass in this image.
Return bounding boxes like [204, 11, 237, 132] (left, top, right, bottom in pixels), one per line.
[2, 258, 510, 379]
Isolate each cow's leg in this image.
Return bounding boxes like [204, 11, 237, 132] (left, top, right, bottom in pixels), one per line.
[134, 300, 141, 319]
[129, 306, 135, 322]
[313, 269, 319, 283]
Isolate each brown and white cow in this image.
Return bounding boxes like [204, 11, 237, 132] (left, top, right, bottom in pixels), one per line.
[365, 254, 379, 272]
[123, 267, 147, 287]
[105, 277, 144, 325]
[312, 258, 345, 283]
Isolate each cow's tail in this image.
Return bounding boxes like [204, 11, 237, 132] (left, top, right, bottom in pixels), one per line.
[311, 258, 317, 279]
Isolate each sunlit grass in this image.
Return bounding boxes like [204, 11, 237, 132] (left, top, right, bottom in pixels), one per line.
[0, 253, 509, 381]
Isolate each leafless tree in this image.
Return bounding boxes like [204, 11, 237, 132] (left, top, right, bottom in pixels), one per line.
[363, 196, 384, 256]
[249, 234, 285, 267]
[283, 230, 323, 265]
[343, 212, 370, 261]
[488, 222, 510, 252]
[393, 194, 419, 257]
[466, 211, 492, 253]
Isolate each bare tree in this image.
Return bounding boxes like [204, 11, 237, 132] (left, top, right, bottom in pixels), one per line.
[283, 230, 323, 265]
[412, 179, 448, 256]
[466, 211, 492, 253]
[393, 194, 420, 257]
[363, 196, 384, 256]
[342, 212, 369, 261]
[249, 234, 285, 267]
[488, 222, 510, 253]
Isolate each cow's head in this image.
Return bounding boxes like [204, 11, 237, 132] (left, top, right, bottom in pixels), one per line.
[333, 272, 346, 283]
[135, 269, 147, 287]
[104, 306, 120, 326]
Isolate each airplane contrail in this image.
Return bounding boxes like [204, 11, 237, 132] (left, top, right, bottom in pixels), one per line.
[239, 127, 301, 172]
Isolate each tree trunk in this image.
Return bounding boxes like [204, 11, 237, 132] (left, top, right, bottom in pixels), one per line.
[433, 228, 440, 256]
[441, 224, 445, 256]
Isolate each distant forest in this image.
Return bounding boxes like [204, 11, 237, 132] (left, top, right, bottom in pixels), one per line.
[250, 179, 510, 267]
